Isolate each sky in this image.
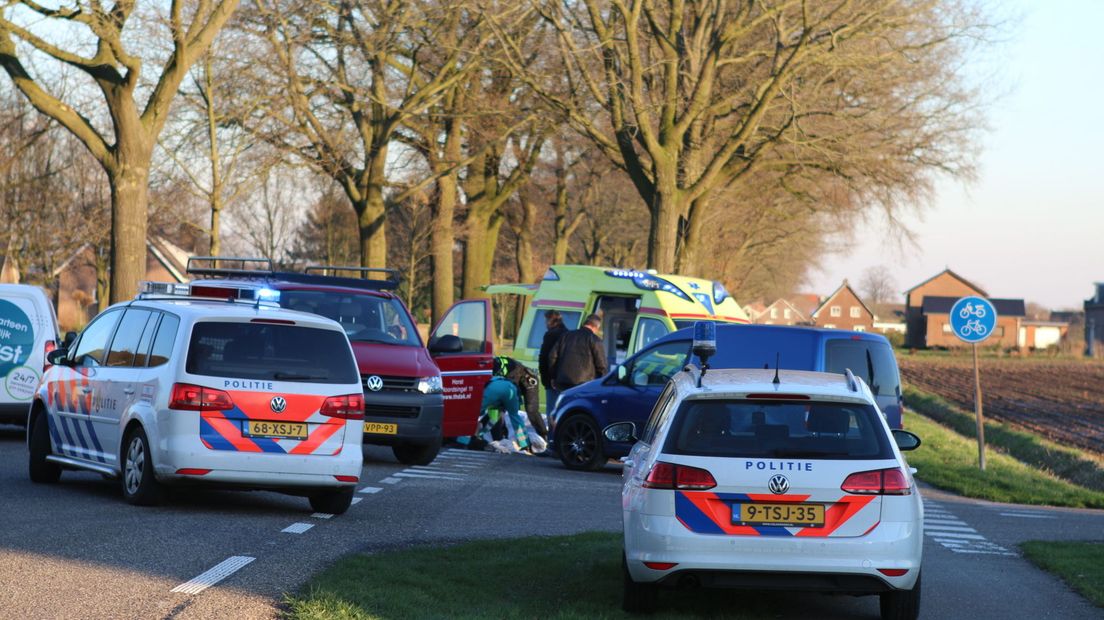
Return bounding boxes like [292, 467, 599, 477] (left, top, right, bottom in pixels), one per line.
[815, 0, 1104, 311]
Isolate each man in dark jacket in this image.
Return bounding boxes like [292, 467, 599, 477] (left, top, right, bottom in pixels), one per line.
[549, 314, 608, 391]
[538, 310, 568, 415]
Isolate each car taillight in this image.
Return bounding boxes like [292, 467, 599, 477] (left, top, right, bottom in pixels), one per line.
[43, 340, 57, 370]
[841, 468, 911, 495]
[169, 383, 235, 411]
[321, 393, 365, 420]
[643, 461, 717, 490]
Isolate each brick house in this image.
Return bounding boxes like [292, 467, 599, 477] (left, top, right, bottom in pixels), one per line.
[811, 280, 875, 331]
[757, 298, 811, 325]
[1085, 283, 1104, 356]
[904, 269, 1025, 349]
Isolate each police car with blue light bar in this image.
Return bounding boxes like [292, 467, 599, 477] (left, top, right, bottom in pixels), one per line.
[27, 282, 365, 514]
[606, 322, 924, 619]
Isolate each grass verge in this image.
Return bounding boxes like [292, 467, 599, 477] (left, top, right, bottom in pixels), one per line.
[904, 412, 1104, 508]
[905, 386, 1104, 492]
[285, 532, 807, 619]
[1021, 541, 1104, 608]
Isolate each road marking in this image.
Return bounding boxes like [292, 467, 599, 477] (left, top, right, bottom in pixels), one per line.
[443, 449, 495, 458]
[928, 531, 986, 540]
[282, 523, 314, 534]
[999, 512, 1056, 519]
[358, 486, 383, 494]
[311, 513, 334, 519]
[351, 497, 363, 505]
[925, 518, 969, 526]
[171, 556, 255, 595]
[409, 465, 450, 472]
[924, 524, 978, 533]
[393, 471, 466, 480]
[380, 477, 401, 484]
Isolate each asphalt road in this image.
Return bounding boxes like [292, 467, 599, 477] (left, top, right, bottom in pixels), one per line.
[0, 423, 1101, 619]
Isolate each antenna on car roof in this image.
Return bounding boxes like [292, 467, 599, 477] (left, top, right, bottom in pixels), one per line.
[772, 352, 781, 385]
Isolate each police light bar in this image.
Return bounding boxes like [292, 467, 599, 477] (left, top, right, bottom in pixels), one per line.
[604, 269, 692, 302]
[140, 281, 190, 296]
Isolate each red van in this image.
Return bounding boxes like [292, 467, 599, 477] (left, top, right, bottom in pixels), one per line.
[183, 259, 495, 465]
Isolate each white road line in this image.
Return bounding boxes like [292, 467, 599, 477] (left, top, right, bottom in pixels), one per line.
[311, 513, 334, 519]
[171, 556, 255, 595]
[282, 523, 314, 534]
[950, 549, 1017, 556]
[380, 477, 401, 484]
[351, 497, 363, 505]
[358, 486, 383, 494]
[403, 468, 464, 475]
[924, 524, 977, 533]
[409, 465, 450, 471]
[999, 512, 1056, 519]
[443, 450, 495, 458]
[928, 532, 986, 540]
[925, 518, 968, 526]
[393, 472, 466, 480]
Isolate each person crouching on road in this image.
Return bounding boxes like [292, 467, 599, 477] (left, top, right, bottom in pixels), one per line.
[549, 313, 608, 392]
[479, 370, 535, 454]
[496, 356, 549, 441]
[538, 310, 568, 417]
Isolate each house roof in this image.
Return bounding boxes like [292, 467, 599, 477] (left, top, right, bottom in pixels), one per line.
[763, 298, 809, 322]
[905, 268, 988, 296]
[812, 280, 875, 319]
[921, 296, 1026, 317]
[787, 293, 821, 318]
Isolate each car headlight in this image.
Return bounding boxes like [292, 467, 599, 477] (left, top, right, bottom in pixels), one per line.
[416, 375, 443, 394]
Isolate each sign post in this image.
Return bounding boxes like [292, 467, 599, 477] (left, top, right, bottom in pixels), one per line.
[949, 296, 998, 471]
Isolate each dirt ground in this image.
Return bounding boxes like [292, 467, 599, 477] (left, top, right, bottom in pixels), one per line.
[899, 355, 1104, 456]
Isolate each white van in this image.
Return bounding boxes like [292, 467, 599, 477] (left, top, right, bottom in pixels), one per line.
[0, 284, 60, 425]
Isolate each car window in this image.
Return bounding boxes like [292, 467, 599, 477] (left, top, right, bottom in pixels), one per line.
[148, 314, 180, 367]
[281, 290, 421, 346]
[432, 301, 486, 353]
[664, 399, 894, 460]
[824, 340, 901, 397]
[105, 309, 153, 367]
[640, 384, 677, 445]
[525, 309, 581, 349]
[634, 317, 670, 352]
[71, 309, 122, 367]
[185, 321, 358, 384]
[629, 341, 690, 387]
[132, 312, 160, 367]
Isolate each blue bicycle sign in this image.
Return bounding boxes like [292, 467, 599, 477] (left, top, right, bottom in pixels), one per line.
[950, 296, 997, 343]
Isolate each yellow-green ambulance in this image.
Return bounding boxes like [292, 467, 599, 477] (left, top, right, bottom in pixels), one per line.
[487, 265, 748, 369]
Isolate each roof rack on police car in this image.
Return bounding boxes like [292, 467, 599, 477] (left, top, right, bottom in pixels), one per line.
[186, 256, 274, 278]
[278, 265, 401, 291]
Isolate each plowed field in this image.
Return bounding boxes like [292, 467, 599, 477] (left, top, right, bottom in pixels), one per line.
[899, 356, 1104, 456]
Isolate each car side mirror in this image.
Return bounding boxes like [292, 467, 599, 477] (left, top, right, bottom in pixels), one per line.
[63, 331, 77, 347]
[892, 429, 922, 451]
[603, 421, 638, 444]
[428, 334, 463, 354]
[47, 348, 70, 366]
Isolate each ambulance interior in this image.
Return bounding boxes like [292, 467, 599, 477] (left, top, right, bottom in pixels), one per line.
[593, 295, 641, 366]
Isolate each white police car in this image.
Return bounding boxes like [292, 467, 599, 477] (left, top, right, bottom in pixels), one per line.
[27, 283, 365, 514]
[606, 326, 923, 619]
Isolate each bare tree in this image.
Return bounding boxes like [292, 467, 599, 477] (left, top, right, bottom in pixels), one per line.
[859, 265, 897, 308]
[496, 0, 988, 274]
[0, 0, 241, 301]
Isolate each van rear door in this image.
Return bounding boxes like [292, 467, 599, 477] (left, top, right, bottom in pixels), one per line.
[428, 300, 493, 437]
[822, 337, 903, 428]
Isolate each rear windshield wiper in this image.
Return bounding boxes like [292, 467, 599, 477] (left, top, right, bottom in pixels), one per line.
[274, 372, 326, 381]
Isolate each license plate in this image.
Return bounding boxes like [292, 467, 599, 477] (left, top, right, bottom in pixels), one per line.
[733, 502, 825, 527]
[364, 422, 398, 435]
[246, 420, 308, 440]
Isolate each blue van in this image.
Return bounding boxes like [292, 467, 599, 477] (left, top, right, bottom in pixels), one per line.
[549, 324, 904, 470]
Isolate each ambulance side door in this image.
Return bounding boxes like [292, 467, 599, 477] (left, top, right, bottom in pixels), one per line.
[428, 299, 494, 438]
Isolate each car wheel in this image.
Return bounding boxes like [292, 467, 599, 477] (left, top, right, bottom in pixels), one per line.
[309, 487, 355, 515]
[556, 414, 605, 471]
[622, 554, 658, 613]
[392, 436, 441, 466]
[121, 427, 164, 506]
[880, 571, 921, 620]
[28, 412, 61, 484]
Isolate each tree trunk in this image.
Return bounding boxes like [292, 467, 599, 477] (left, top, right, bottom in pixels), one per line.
[647, 193, 681, 273]
[430, 171, 457, 322]
[204, 54, 223, 257]
[676, 194, 710, 275]
[515, 199, 537, 284]
[357, 191, 387, 268]
[108, 161, 150, 303]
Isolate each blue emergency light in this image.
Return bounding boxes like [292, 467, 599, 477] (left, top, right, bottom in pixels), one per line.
[254, 287, 281, 302]
[692, 321, 716, 387]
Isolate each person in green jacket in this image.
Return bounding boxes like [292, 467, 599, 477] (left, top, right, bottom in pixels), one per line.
[479, 375, 531, 452]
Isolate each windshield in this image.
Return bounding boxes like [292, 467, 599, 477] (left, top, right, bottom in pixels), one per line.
[186, 322, 359, 384]
[664, 399, 893, 460]
[280, 289, 420, 346]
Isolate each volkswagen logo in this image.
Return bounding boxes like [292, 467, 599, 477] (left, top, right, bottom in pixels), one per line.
[269, 396, 287, 413]
[365, 375, 384, 392]
[767, 474, 789, 495]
